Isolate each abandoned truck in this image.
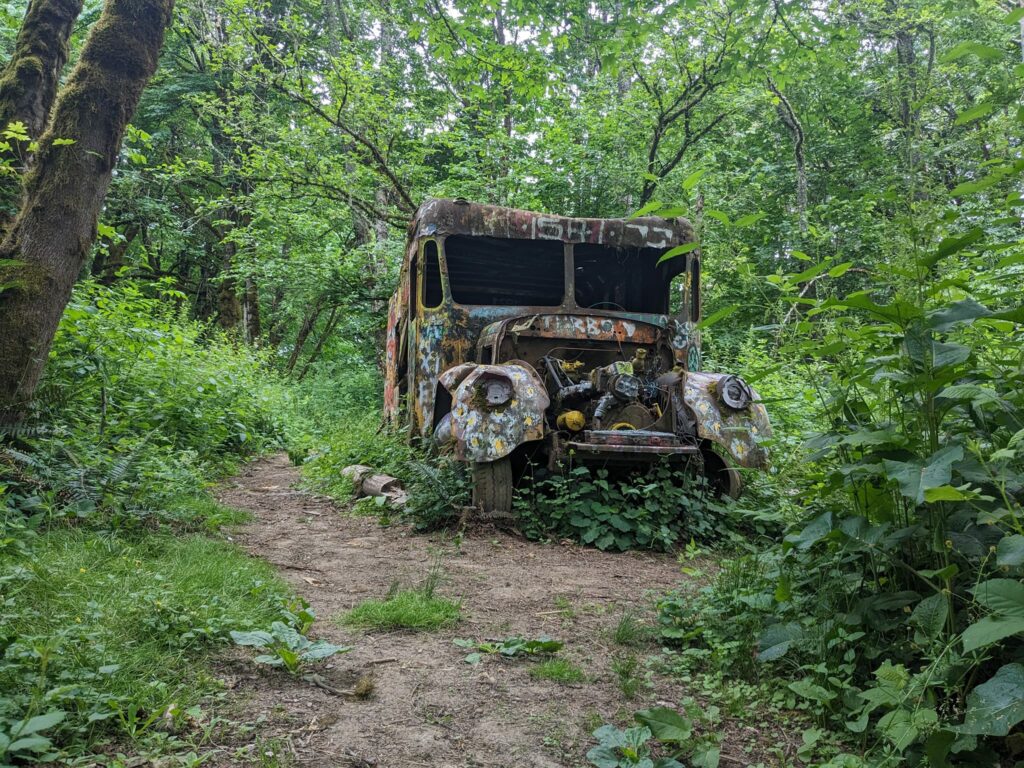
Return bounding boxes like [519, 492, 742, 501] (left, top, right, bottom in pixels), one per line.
[383, 198, 771, 514]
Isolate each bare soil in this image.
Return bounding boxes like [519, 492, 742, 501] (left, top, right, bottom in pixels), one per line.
[209, 454, 777, 768]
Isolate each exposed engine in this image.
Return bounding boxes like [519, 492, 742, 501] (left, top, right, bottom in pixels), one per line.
[541, 348, 676, 435]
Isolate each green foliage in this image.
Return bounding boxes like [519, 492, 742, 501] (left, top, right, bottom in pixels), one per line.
[230, 621, 350, 674]
[0, 530, 290, 758]
[529, 658, 585, 684]
[402, 457, 472, 531]
[301, 410, 412, 498]
[453, 636, 563, 665]
[586, 708, 693, 768]
[515, 465, 721, 552]
[2, 281, 286, 527]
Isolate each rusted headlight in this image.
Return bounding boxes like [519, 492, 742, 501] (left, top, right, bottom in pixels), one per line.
[719, 375, 753, 410]
[480, 376, 513, 407]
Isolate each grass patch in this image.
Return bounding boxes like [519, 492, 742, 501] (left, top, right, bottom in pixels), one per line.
[611, 654, 646, 700]
[0, 528, 290, 753]
[612, 608, 657, 647]
[529, 658, 586, 684]
[340, 588, 461, 631]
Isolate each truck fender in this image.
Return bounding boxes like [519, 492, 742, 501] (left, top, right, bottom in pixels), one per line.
[437, 360, 549, 463]
[682, 371, 772, 469]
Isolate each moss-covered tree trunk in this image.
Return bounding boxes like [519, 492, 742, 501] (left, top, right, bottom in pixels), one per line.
[0, 0, 85, 218]
[0, 0, 175, 424]
[0, 0, 84, 137]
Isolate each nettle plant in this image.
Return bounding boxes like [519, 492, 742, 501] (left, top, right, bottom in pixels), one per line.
[514, 464, 721, 551]
[760, 181, 1024, 759]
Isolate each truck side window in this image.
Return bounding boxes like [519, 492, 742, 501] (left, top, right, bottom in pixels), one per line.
[422, 240, 443, 309]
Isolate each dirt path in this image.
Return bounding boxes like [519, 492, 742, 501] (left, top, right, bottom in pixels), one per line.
[211, 455, 731, 768]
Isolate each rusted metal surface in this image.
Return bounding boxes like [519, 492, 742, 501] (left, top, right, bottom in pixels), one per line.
[438, 362, 549, 462]
[381, 198, 771, 487]
[683, 372, 772, 469]
[413, 198, 694, 249]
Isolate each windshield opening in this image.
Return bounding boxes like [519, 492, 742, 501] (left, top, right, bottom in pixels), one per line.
[573, 244, 684, 314]
[445, 235, 565, 306]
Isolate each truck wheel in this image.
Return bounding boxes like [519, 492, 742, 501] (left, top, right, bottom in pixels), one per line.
[700, 447, 742, 499]
[472, 457, 514, 517]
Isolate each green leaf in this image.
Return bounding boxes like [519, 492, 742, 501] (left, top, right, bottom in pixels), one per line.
[910, 594, 948, 641]
[958, 663, 1024, 736]
[697, 304, 738, 329]
[882, 445, 963, 505]
[921, 229, 983, 267]
[928, 299, 992, 331]
[787, 511, 833, 550]
[734, 211, 766, 228]
[631, 201, 664, 218]
[923, 485, 971, 502]
[879, 709, 918, 751]
[7, 735, 52, 753]
[972, 579, 1024, 617]
[940, 41, 1003, 63]
[656, 241, 700, 265]
[230, 630, 274, 647]
[788, 678, 835, 703]
[586, 745, 620, 768]
[931, 341, 970, 369]
[954, 102, 995, 126]
[634, 707, 693, 743]
[996, 535, 1024, 567]
[961, 617, 1024, 653]
[16, 711, 65, 735]
[681, 168, 708, 190]
[757, 623, 803, 661]
[704, 209, 731, 226]
[1005, 7, 1024, 23]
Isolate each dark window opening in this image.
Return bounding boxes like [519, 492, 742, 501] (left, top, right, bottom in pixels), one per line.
[445, 235, 565, 306]
[422, 240, 443, 308]
[573, 244, 685, 314]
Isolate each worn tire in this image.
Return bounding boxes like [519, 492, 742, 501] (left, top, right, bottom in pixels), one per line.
[700, 447, 742, 499]
[471, 456, 514, 517]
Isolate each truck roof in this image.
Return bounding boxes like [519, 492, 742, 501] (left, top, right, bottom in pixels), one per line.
[410, 198, 694, 251]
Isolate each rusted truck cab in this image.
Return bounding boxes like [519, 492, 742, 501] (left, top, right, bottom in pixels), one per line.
[384, 199, 770, 514]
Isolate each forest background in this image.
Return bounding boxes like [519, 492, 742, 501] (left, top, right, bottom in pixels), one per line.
[1, 0, 1023, 765]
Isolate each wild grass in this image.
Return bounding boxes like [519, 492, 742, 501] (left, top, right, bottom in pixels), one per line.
[529, 658, 586, 684]
[611, 654, 646, 700]
[340, 587, 461, 631]
[0, 526, 290, 744]
[612, 608, 657, 647]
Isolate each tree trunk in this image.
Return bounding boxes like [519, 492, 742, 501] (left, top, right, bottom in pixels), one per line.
[285, 301, 322, 373]
[0, 0, 85, 219]
[0, 0, 84, 138]
[296, 306, 339, 381]
[766, 77, 807, 233]
[0, 0, 176, 423]
[243, 275, 261, 344]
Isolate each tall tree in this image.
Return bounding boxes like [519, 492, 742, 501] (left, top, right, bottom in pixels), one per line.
[0, 0, 176, 423]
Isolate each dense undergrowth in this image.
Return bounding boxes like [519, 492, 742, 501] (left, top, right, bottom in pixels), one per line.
[0, 282, 295, 763]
